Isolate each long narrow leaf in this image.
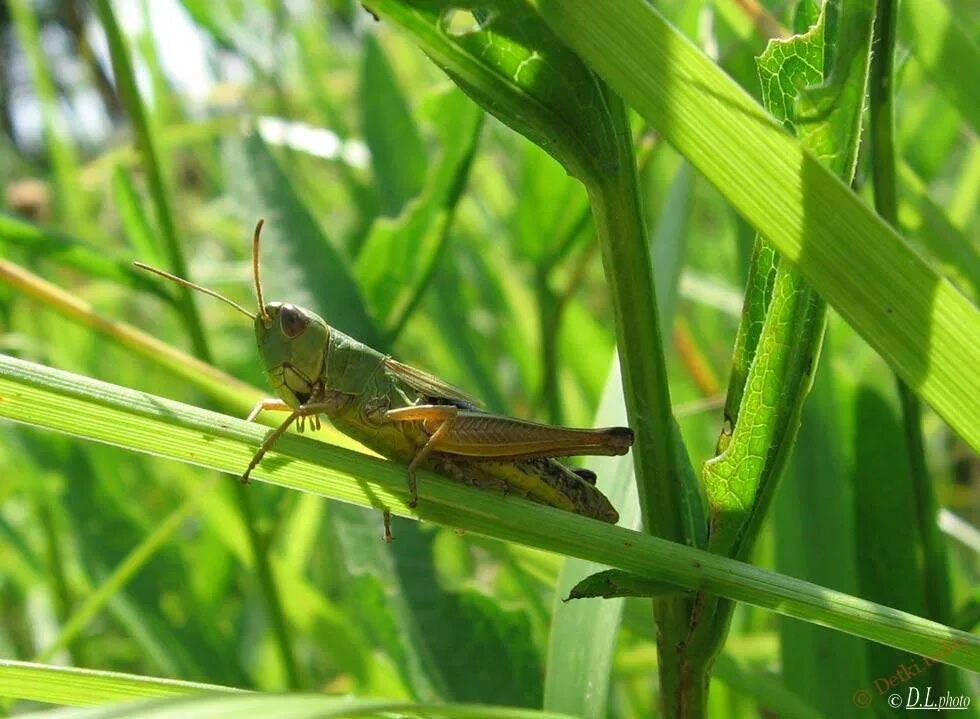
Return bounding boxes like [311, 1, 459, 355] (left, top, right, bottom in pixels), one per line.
[0, 355, 977, 672]
[0, 214, 172, 303]
[360, 34, 428, 216]
[355, 89, 483, 336]
[900, 0, 980, 132]
[0, 660, 242, 707]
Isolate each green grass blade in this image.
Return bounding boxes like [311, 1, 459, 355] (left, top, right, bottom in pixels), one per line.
[18, 692, 577, 719]
[0, 355, 977, 672]
[900, 0, 980, 132]
[532, 0, 980, 452]
[7, 0, 86, 228]
[0, 660, 242, 708]
[0, 214, 172, 303]
[355, 88, 483, 337]
[93, 0, 211, 361]
[360, 34, 428, 216]
[111, 166, 164, 267]
[650, 163, 695, 330]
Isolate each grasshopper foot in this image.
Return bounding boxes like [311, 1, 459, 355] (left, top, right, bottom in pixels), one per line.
[406, 469, 419, 509]
[382, 509, 393, 543]
[241, 451, 263, 483]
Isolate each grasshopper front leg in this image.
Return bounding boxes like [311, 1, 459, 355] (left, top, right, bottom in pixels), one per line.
[244, 400, 394, 542]
[242, 400, 336, 483]
[242, 398, 291, 485]
[248, 398, 320, 433]
[247, 398, 290, 422]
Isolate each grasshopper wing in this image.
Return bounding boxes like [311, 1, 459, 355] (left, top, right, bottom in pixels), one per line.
[383, 357, 484, 409]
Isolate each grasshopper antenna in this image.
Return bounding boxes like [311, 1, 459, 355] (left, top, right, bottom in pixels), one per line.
[132, 262, 256, 321]
[252, 219, 272, 327]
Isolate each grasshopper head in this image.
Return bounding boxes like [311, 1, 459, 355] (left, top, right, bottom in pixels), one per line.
[254, 302, 329, 407]
[133, 219, 330, 409]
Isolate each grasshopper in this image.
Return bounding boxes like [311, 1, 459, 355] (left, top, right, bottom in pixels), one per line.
[135, 220, 633, 540]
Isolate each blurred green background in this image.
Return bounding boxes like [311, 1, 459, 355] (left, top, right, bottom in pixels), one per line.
[0, 1, 976, 717]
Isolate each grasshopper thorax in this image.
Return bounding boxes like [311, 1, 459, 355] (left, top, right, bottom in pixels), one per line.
[256, 302, 330, 408]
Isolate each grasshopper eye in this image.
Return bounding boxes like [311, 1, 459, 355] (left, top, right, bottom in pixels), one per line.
[279, 304, 309, 338]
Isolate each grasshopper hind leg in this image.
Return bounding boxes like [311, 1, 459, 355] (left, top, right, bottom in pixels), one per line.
[384, 405, 459, 508]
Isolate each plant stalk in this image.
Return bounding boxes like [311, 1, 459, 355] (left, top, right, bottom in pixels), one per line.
[868, 0, 954, 691]
[584, 96, 695, 716]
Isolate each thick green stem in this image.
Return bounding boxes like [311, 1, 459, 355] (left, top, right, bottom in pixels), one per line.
[585, 143, 682, 543]
[584, 98, 697, 717]
[869, 0, 954, 690]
